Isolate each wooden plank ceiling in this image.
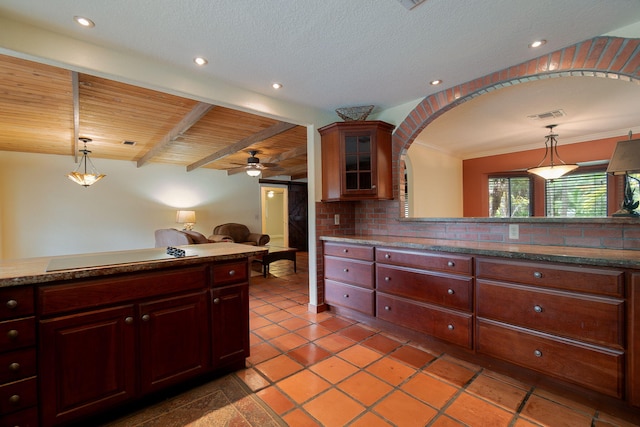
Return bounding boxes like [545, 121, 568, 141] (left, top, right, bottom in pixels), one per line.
[0, 54, 307, 179]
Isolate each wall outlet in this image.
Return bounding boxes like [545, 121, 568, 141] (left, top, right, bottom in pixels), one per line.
[508, 224, 519, 240]
[334, 214, 340, 225]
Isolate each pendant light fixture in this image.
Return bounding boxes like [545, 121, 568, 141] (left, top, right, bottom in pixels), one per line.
[527, 124, 578, 180]
[67, 137, 106, 187]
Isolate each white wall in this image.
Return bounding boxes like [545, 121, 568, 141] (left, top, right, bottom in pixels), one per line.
[406, 143, 463, 217]
[0, 151, 262, 259]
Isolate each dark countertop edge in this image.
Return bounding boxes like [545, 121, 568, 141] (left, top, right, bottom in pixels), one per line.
[320, 235, 640, 269]
[0, 247, 268, 288]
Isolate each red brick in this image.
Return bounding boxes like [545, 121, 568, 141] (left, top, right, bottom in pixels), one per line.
[597, 38, 624, 70]
[612, 39, 640, 72]
[559, 45, 577, 70]
[573, 39, 593, 68]
[584, 37, 608, 69]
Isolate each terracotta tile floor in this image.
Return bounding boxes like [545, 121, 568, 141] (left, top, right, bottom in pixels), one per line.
[243, 252, 640, 427]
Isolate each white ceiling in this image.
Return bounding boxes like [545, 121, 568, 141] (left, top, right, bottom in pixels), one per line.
[1, 0, 640, 158]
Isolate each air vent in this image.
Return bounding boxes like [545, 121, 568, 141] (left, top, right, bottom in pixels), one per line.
[397, 0, 428, 10]
[527, 109, 566, 121]
[122, 140, 137, 146]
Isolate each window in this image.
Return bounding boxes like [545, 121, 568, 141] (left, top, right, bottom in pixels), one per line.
[545, 171, 607, 217]
[488, 176, 531, 217]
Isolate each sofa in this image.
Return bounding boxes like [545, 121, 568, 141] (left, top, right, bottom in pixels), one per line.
[209, 223, 270, 246]
[154, 228, 220, 247]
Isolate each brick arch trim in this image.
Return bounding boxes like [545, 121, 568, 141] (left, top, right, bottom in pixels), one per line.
[394, 36, 640, 161]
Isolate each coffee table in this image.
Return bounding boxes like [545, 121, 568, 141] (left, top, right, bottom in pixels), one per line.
[255, 246, 298, 277]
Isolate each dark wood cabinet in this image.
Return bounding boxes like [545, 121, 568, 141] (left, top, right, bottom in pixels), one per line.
[324, 242, 375, 316]
[36, 259, 252, 426]
[39, 305, 136, 427]
[211, 284, 249, 368]
[139, 291, 210, 395]
[475, 257, 626, 399]
[0, 286, 37, 426]
[319, 120, 394, 201]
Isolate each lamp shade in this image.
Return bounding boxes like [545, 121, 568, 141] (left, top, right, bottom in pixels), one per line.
[527, 124, 578, 180]
[606, 139, 640, 175]
[176, 210, 196, 225]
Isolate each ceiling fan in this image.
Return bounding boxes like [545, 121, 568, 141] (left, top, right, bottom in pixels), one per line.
[227, 150, 283, 176]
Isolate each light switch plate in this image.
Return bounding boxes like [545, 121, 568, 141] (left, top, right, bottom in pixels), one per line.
[334, 214, 340, 225]
[508, 224, 519, 240]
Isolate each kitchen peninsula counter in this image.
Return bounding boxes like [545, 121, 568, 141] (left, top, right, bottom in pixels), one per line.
[320, 234, 640, 415]
[0, 242, 266, 427]
[320, 234, 640, 268]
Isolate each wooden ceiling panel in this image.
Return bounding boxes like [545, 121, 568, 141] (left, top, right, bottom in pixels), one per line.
[0, 55, 308, 179]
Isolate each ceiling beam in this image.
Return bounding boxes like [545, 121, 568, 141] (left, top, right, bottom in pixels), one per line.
[72, 71, 79, 162]
[261, 163, 308, 179]
[186, 121, 297, 172]
[136, 102, 214, 167]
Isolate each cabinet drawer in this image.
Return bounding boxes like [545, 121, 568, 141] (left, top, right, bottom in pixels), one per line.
[324, 242, 374, 261]
[477, 319, 624, 398]
[377, 293, 472, 348]
[0, 287, 34, 321]
[0, 405, 38, 427]
[476, 257, 624, 297]
[377, 248, 472, 275]
[0, 317, 35, 352]
[377, 265, 472, 311]
[324, 257, 374, 288]
[325, 280, 374, 315]
[0, 348, 36, 384]
[477, 280, 624, 348]
[212, 261, 248, 286]
[0, 376, 37, 415]
[39, 265, 208, 316]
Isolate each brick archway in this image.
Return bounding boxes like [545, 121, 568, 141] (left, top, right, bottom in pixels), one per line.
[393, 36, 640, 181]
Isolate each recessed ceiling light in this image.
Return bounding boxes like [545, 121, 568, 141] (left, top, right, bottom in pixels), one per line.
[529, 39, 547, 48]
[430, 79, 442, 86]
[194, 57, 208, 66]
[73, 16, 95, 28]
[272, 83, 283, 89]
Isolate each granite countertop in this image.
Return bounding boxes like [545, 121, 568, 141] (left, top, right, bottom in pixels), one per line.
[0, 243, 267, 288]
[320, 235, 640, 269]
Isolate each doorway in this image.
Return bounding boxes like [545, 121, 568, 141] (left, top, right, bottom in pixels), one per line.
[261, 186, 288, 247]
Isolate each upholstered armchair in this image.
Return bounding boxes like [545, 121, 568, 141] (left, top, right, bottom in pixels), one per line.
[209, 223, 270, 246]
[154, 228, 217, 247]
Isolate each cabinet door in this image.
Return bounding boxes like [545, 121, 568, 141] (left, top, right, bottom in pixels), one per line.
[342, 130, 377, 196]
[211, 284, 249, 368]
[39, 305, 136, 427]
[139, 291, 210, 395]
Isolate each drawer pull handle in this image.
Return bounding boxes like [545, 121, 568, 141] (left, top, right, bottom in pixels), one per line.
[447, 324, 454, 330]
[141, 314, 151, 322]
[343, 268, 349, 272]
[228, 269, 236, 276]
[8, 394, 20, 404]
[384, 306, 391, 311]
[343, 249, 349, 253]
[447, 289, 454, 295]
[124, 316, 134, 324]
[7, 329, 18, 340]
[9, 362, 20, 372]
[384, 276, 391, 281]
[447, 261, 455, 267]
[343, 294, 349, 298]
[534, 349, 543, 357]
[533, 305, 543, 313]
[6, 299, 18, 309]
[213, 298, 221, 304]
[533, 271, 542, 279]
[385, 254, 391, 259]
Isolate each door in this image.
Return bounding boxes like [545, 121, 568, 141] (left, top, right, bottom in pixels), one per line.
[261, 186, 288, 247]
[211, 284, 249, 368]
[39, 305, 136, 427]
[288, 182, 308, 251]
[138, 291, 210, 395]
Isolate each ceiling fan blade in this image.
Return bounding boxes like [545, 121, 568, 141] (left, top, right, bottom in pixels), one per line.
[261, 162, 280, 168]
[226, 166, 249, 175]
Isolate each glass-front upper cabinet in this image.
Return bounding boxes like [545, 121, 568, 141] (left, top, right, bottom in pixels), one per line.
[319, 120, 394, 201]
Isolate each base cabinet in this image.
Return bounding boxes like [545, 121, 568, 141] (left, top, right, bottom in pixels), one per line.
[36, 260, 250, 427]
[322, 241, 638, 411]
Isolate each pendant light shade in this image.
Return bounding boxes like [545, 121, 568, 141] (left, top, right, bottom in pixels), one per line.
[527, 125, 578, 180]
[67, 137, 106, 187]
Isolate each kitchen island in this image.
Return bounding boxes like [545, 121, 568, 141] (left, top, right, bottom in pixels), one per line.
[0, 243, 267, 427]
[320, 235, 640, 415]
